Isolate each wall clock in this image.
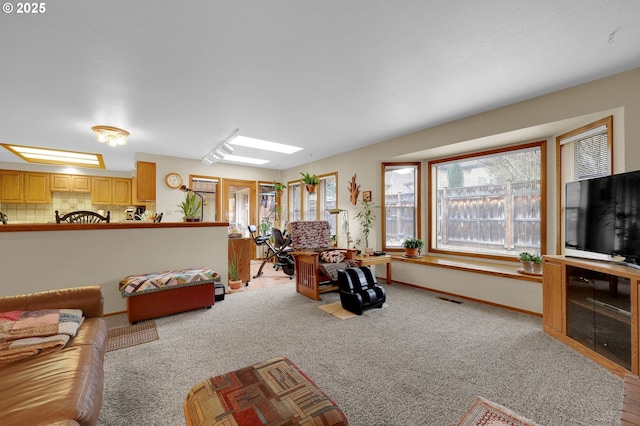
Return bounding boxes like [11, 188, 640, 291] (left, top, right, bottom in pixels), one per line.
[165, 172, 183, 189]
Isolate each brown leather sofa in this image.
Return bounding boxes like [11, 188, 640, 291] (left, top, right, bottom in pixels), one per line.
[0, 286, 107, 426]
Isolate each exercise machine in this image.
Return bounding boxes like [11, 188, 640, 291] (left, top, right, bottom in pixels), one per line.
[248, 225, 295, 278]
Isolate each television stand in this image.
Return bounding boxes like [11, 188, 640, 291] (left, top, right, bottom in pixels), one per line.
[543, 255, 638, 377]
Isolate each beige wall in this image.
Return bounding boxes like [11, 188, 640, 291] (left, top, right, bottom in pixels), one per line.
[278, 67, 640, 313]
[134, 152, 280, 223]
[0, 225, 228, 314]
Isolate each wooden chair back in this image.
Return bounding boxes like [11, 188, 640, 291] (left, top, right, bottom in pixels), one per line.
[55, 210, 111, 224]
[0, 211, 7, 225]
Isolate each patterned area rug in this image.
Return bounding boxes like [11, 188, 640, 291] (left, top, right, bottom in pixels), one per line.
[456, 397, 539, 426]
[106, 321, 159, 352]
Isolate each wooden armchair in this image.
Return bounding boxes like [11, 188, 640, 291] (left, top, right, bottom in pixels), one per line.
[55, 210, 111, 223]
[290, 220, 357, 300]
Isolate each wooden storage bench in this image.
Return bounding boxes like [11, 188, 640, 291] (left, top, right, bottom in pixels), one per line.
[119, 268, 218, 323]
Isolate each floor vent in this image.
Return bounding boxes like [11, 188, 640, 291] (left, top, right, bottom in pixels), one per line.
[437, 296, 462, 304]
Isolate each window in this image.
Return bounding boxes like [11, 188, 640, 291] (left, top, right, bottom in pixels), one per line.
[258, 182, 277, 233]
[191, 175, 220, 221]
[288, 182, 301, 222]
[557, 116, 613, 253]
[319, 174, 337, 223]
[429, 142, 546, 259]
[289, 173, 338, 226]
[382, 163, 421, 251]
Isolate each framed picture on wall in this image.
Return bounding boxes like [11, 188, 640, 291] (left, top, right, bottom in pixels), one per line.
[363, 190, 372, 202]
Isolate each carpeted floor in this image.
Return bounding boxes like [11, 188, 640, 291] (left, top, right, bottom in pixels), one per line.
[98, 276, 623, 426]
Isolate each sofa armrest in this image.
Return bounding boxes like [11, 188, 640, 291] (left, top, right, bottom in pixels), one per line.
[0, 286, 104, 318]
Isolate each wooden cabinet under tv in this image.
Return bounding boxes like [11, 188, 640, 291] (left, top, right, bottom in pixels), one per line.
[543, 255, 639, 377]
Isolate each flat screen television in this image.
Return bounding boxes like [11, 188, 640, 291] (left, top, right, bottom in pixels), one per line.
[565, 170, 640, 268]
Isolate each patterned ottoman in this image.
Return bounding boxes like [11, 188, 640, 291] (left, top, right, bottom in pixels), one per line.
[119, 268, 218, 324]
[184, 357, 348, 426]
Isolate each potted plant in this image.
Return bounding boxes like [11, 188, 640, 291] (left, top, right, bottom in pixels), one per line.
[402, 237, 424, 258]
[228, 254, 243, 290]
[354, 200, 376, 254]
[273, 180, 286, 195]
[300, 172, 319, 192]
[177, 192, 202, 222]
[520, 252, 542, 274]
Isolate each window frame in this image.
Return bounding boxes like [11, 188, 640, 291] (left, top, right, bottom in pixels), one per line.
[381, 162, 421, 252]
[555, 116, 613, 254]
[428, 141, 547, 262]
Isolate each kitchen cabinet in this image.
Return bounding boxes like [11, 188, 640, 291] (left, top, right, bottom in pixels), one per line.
[136, 161, 156, 201]
[24, 172, 51, 204]
[50, 174, 91, 192]
[0, 170, 23, 203]
[112, 178, 132, 205]
[91, 177, 112, 204]
[0, 171, 50, 204]
[91, 177, 132, 205]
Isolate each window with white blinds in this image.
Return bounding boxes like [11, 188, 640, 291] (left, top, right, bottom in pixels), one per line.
[567, 126, 610, 181]
[557, 116, 613, 253]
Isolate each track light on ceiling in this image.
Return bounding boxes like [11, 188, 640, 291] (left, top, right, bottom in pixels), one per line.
[201, 128, 240, 166]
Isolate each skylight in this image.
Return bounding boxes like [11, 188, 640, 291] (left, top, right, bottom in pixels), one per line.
[223, 154, 270, 165]
[230, 136, 302, 154]
[1, 144, 106, 168]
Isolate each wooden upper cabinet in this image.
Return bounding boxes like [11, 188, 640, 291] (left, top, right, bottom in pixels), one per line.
[91, 177, 112, 204]
[0, 170, 24, 203]
[136, 161, 156, 201]
[24, 172, 51, 204]
[112, 178, 132, 205]
[50, 174, 92, 193]
[71, 176, 91, 192]
[50, 174, 72, 191]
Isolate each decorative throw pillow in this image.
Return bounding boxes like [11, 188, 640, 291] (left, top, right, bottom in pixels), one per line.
[320, 250, 346, 263]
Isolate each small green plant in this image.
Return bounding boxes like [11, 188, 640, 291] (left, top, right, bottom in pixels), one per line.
[519, 252, 542, 263]
[300, 172, 319, 185]
[354, 201, 376, 248]
[228, 254, 240, 281]
[402, 237, 424, 249]
[259, 217, 272, 236]
[177, 192, 202, 220]
[519, 252, 532, 261]
[273, 181, 286, 192]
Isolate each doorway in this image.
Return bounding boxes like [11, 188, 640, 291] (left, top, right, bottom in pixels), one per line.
[222, 179, 257, 237]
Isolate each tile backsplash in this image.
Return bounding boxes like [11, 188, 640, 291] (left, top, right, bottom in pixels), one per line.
[0, 192, 132, 223]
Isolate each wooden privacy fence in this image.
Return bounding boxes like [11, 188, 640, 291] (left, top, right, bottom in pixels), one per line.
[437, 180, 541, 252]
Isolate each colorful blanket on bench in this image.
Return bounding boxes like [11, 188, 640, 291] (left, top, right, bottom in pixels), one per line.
[0, 308, 84, 366]
[119, 268, 218, 298]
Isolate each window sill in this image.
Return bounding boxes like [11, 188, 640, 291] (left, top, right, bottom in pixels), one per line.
[390, 254, 542, 283]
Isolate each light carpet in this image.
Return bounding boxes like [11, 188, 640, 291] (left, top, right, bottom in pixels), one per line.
[105, 321, 158, 352]
[456, 396, 539, 426]
[98, 282, 623, 425]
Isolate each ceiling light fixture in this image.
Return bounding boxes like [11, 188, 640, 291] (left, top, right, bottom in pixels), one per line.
[91, 125, 130, 147]
[1, 143, 106, 168]
[201, 128, 240, 165]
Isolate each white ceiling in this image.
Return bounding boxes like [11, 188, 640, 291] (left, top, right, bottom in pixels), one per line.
[1, 0, 639, 172]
